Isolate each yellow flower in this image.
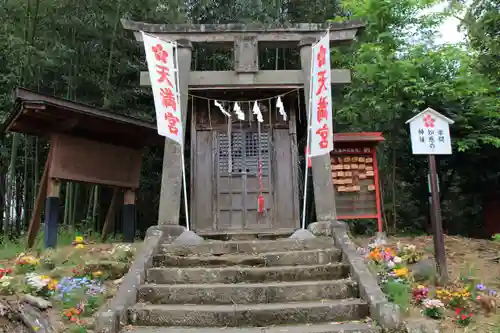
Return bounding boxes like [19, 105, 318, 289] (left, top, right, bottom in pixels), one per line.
[393, 267, 409, 278]
[92, 271, 103, 278]
[74, 236, 84, 244]
[75, 244, 84, 249]
[48, 279, 58, 291]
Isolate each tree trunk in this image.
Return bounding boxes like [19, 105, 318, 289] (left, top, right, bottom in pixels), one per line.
[72, 183, 79, 227]
[92, 186, 99, 231]
[4, 134, 20, 234]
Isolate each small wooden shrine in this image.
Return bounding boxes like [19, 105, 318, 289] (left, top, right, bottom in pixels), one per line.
[2, 88, 160, 247]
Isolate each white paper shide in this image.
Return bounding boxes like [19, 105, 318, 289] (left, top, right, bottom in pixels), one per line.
[309, 32, 333, 157]
[142, 32, 182, 144]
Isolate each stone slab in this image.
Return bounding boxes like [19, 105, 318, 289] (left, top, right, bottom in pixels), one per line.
[172, 230, 204, 245]
[308, 221, 334, 237]
[138, 279, 357, 305]
[122, 322, 381, 333]
[128, 299, 369, 327]
[147, 263, 350, 284]
[153, 248, 342, 268]
[161, 237, 335, 255]
[289, 228, 316, 240]
[405, 318, 440, 333]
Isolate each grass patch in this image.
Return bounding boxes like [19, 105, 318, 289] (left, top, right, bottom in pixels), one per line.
[383, 280, 411, 313]
[0, 228, 123, 261]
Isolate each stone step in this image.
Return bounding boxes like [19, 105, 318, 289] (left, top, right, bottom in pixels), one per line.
[161, 238, 335, 255]
[147, 262, 349, 284]
[128, 299, 369, 327]
[138, 279, 357, 305]
[122, 322, 381, 333]
[153, 248, 342, 268]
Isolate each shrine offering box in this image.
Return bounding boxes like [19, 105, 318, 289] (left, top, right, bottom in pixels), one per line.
[331, 132, 385, 232]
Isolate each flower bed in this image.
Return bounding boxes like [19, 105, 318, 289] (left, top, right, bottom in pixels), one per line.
[0, 238, 136, 332]
[362, 240, 499, 329]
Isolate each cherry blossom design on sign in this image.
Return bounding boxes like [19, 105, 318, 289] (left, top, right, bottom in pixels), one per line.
[423, 114, 435, 128]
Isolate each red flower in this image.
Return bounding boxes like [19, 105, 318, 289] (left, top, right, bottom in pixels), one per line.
[455, 308, 462, 315]
[461, 314, 467, 320]
[6, 268, 12, 274]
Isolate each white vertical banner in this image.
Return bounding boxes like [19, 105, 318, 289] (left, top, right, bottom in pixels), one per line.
[309, 32, 333, 157]
[141, 32, 183, 144]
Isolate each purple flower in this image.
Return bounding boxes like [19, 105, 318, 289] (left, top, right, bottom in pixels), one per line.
[382, 252, 393, 261]
[489, 290, 497, 296]
[476, 284, 487, 291]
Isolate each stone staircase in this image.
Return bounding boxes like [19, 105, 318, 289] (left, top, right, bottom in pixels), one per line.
[125, 237, 381, 333]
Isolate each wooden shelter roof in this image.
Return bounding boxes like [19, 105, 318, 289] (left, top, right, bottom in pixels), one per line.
[2, 88, 161, 148]
[334, 132, 385, 143]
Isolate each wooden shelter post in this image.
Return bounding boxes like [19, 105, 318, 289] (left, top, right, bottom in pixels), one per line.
[158, 40, 192, 226]
[45, 175, 61, 248]
[27, 146, 52, 248]
[123, 189, 137, 242]
[299, 37, 337, 221]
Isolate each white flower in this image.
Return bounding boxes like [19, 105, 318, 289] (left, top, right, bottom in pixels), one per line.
[109, 244, 134, 255]
[387, 261, 396, 269]
[422, 299, 444, 309]
[405, 245, 416, 251]
[393, 256, 402, 264]
[25, 273, 49, 291]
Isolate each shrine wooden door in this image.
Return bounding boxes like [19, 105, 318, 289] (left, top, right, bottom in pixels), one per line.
[191, 114, 300, 235]
[215, 128, 273, 232]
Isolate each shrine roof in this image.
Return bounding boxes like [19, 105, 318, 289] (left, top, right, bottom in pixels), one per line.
[334, 132, 385, 143]
[2, 88, 161, 149]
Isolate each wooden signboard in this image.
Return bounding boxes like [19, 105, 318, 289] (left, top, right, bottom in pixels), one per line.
[331, 132, 385, 232]
[49, 134, 142, 188]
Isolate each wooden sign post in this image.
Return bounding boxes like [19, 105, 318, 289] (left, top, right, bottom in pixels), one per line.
[406, 107, 454, 284]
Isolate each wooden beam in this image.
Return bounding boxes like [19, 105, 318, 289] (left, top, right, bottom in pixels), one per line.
[47, 178, 61, 197]
[26, 146, 53, 248]
[140, 69, 351, 88]
[124, 189, 136, 205]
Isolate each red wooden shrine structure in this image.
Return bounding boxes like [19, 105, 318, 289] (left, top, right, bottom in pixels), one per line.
[330, 132, 385, 232]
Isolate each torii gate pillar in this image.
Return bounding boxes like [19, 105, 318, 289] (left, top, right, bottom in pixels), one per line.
[299, 37, 337, 221]
[158, 39, 192, 225]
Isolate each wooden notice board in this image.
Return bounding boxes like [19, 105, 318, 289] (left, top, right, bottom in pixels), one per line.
[331, 133, 385, 232]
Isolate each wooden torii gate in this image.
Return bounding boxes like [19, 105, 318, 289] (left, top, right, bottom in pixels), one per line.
[122, 21, 364, 234]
